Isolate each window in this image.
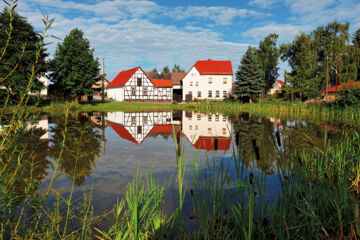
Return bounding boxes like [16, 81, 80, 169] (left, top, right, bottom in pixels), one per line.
[197, 91, 201, 97]
[216, 90, 220, 97]
[196, 82, 199, 86]
[208, 115, 212, 122]
[131, 116, 136, 125]
[190, 82, 193, 86]
[143, 116, 148, 125]
[223, 78, 227, 84]
[131, 86, 136, 96]
[223, 90, 227, 97]
[189, 125, 192, 130]
[137, 126, 142, 134]
[137, 77, 142, 86]
[197, 115, 201, 120]
[195, 125, 198, 130]
[208, 128, 212, 134]
[191, 72, 196, 76]
[143, 87, 148, 96]
[223, 116, 226, 122]
[222, 128, 227, 134]
[215, 115, 219, 121]
[208, 77, 212, 84]
[208, 90, 212, 98]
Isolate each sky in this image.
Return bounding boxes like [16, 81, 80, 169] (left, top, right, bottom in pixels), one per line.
[3, 0, 360, 80]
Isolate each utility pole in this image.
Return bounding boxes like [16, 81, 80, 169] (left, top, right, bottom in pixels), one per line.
[326, 55, 329, 101]
[101, 58, 105, 102]
[336, 56, 338, 92]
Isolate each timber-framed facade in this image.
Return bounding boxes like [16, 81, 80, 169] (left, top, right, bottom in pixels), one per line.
[107, 67, 173, 102]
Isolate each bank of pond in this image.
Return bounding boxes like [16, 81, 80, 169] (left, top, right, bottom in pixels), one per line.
[0, 109, 360, 239]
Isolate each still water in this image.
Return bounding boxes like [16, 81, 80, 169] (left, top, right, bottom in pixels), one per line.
[16, 110, 348, 226]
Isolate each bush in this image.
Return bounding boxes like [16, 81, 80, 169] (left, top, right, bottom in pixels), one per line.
[334, 85, 360, 107]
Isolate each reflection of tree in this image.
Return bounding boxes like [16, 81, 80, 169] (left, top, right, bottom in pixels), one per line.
[233, 114, 278, 174]
[0, 127, 49, 208]
[49, 116, 102, 186]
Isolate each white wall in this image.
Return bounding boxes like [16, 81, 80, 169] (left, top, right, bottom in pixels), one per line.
[107, 87, 124, 101]
[181, 111, 231, 144]
[182, 67, 233, 101]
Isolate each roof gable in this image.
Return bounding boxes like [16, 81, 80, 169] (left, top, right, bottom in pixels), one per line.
[107, 67, 140, 88]
[193, 59, 233, 75]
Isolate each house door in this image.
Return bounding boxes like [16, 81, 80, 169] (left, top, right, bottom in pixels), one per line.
[185, 93, 192, 102]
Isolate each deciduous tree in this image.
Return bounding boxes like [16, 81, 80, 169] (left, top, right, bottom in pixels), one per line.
[0, 8, 47, 99]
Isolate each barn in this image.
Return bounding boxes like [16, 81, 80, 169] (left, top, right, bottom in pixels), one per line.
[107, 67, 173, 102]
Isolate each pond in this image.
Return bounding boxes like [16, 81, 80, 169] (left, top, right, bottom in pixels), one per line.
[9, 109, 351, 231]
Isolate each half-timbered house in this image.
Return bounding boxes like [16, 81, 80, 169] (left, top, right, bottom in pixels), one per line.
[106, 111, 173, 144]
[107, 67, 173, 102]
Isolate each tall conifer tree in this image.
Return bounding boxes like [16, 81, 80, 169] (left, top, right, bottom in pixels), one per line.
[49, 28, 99, 98]
[234, 46, 264, 103]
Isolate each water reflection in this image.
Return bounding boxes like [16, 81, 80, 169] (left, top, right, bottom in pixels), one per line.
[49, 115, 102, 186]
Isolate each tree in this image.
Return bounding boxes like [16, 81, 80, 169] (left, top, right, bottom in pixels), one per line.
[0, 8, 47, 99]
[48, 28, 99, 99]
[171, 64, 185, 72]
[257, 34, 280, 91]
[280, 33, 320, 99]
[162, 66, 170, 74]
[234, 46, 265, 103]
[353, 28, 360, 47]
[152, 67, 158, 73]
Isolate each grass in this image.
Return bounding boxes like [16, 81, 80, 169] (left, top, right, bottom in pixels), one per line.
[20, 99, 360, 127]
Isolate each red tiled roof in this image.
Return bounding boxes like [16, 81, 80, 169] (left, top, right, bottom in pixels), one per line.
[193, 137, 232, 151]
[149, 125, 172, 133]
[321, 81, 360, 93]
[107, 67, 140, 88]
[150, 79, 173, 88]
[108, 122, 139, 144]
[193, 59, 233, 75]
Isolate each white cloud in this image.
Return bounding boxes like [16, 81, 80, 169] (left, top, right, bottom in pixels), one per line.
[165, 6, 264, 25]
[248, 0, 281, 9]
[242, 23, 313, 42]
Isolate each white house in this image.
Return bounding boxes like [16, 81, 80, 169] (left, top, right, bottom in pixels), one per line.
[107, 67, 173, 102]
[106, 111, 173, 144]
[181, 111, 232, 151]
[182, 59, 233, 101]
[268, 79, 285, 95]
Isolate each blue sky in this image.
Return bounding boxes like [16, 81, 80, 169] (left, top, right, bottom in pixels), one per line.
[4, 0, 360, 80]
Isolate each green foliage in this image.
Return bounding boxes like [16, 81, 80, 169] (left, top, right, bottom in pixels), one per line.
[281, 33, 320, 99]
[235, 46, 265, 102]
[162, 65, 170, 74]
[48, 28, 99, 98]
[281, 21, 359, 100]
[257, 33, 280, 91]
[335, 85, 360, 107]
[0, 7, 47, 99]
[171, 64, 185, 72]
[152, 67, 158, 73]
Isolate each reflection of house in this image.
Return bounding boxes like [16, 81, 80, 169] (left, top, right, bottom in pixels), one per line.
[107, 67, 173, 102]
[268, 79, 284, 95]
[106, 111, 173, 144]
[181, 111, 232, 151]
[182, 59, 233, 101]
